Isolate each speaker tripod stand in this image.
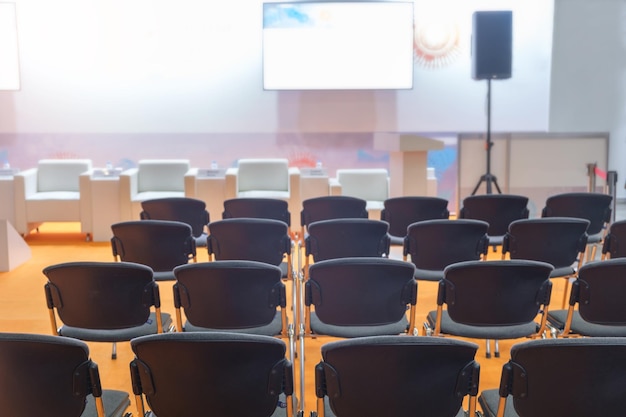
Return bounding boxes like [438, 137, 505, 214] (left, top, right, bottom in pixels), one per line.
[471, 78, 502, 195]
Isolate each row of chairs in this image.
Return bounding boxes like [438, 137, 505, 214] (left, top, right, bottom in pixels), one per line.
[7, 330, 626, 417]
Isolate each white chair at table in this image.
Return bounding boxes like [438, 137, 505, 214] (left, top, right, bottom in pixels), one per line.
[224, 158, 301, 228]
[13, 159, 93, 238]
[329, 168, 390, 219]
[118, 159, 195, 221]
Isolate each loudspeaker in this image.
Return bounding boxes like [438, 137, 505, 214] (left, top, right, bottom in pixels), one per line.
[472, 11, 512, 80]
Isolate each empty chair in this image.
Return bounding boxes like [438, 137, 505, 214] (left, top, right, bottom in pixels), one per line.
[425, 260, 554, 358]
[304, 218, 390, 276]
[304, 257, 417, 337]
[601, 219, 626, 259]
[541, 192, 612, 261]
[329, 168, 389, 218]
[43, 261, 172, 359]
[0, 332, 130, 417]
[300, 195, 368, 239]
[140, 197, 210, 247]
[13, 158, 93, 237]
[172, 260, 288, 336]
[381, 196, 450, 245]
[130, 332, 295, 417]
[207, 218, 293, 279]
[547, 258, 626, 337]
[403, 219, 489, 282]
[225, 158, 301, 227]
[502, 217, 589, 308]
[478, 338, 626, 417]
[119, 159, 193, 221]
[222, 197, 291, 231]
[110, 220, 197, 281]
[313, 336, 480, 417]
[459, 194, 529, 250]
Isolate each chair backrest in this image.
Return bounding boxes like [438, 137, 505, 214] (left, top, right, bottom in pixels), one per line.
[130, 332, 293, 417]
[0, 332, 107, 417]
[173, 260, 286, 331]
[222, 197, 290, 226]
[300, 195, 368, 228]
[137, 159, 190, 193]
[140, 197, 209, 238]
[459, 194, 529, 238]
[237, 158, 289, 192]
[503, 217, 589, 268]
[316, 336, 479, 417]
[403, 219, 489, 271]
[381, 196, 450, 238]
[569, 258, 626, 325]
[207, 218, 291, 266]
[439, 260, 553, 327]
[305, 257, 416, 329]
[336, 169, 389, 202]
[495, 338, 626, 416]
[43, 261, 160, 330]
[110, 220, 196, 272]
[305, 218, 390, 261]
[602, 219, 626, 259]
[542, 192, 612, 236]
[37, 159, 92, 192]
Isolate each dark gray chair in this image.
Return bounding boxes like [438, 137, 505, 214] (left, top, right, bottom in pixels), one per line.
[140, 197, 210, 247]
[381, 196, 450, 246]
[541, 192, 612, 261]
[601, 219, 626, 259]
[479, 338, 626, 417]
[459, 194, 529, 250]
[130, 332, 295, 417]
[312, 336, 480, 417]
[43, 261, 172, 359]
[222, 197, 291, 227]
[547, 258, 626, 337]
[300, 195, 368, 240]
[110, 220, 197, 281]
[0, 332, 131, 417]
[425, 260, 554, 358]
[172, 260, 288, 336]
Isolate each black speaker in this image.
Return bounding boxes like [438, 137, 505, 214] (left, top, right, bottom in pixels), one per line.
[472, 11, 512, 80]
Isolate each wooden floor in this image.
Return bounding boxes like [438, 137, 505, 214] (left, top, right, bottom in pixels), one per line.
[0, 222, 574, 415]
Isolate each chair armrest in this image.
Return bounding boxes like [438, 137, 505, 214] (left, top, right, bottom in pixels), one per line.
[224, 167, 238, 200]
[119, 168, 139, 221]
[329, 178, 342, 196]
[13, 168, 38, 234]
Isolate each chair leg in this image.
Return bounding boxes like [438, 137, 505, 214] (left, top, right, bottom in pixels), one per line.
[494, 340, 500, 358]
[485, 339, 491, 358]
[111, 342, 117, 360]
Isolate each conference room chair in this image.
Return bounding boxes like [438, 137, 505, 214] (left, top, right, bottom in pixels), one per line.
[425, 260, 554, 359]
[118, 159, 194, 221]
[312, 336, 480, 417]
[130, 332, 295, 417]
[140, 197, 210, 247]
[502, 217, 589, 308]
[224, 158, 301, 227]
[207, 217, 293, 279]
[110, 220, 197, 281]
[299, 195, 368, 240]
[478, 338, 626, 417]
[381, 196, 450, 246]
[303, 218, 390, 278]
[43, 261, 172, 360]
[546, 258, 626, 338]
[222, 197, 292, 234]
[402, 219, 489, 283]
[601, 219, 626, 259]
[13, 158, 93, 237]
[0, 332, 131, 417]
[459, 193, 529, 251]
[172, 260, 289, 336]
[541, 191, 612, 261]
[329, 168, 389, 219]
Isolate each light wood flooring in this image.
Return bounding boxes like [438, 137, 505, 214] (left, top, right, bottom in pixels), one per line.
[0, 222, 577, 415]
